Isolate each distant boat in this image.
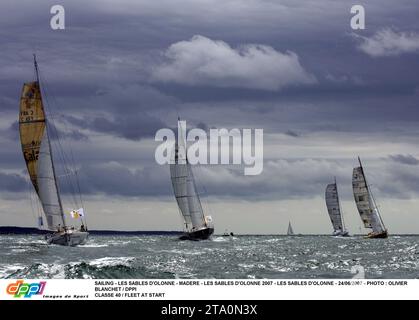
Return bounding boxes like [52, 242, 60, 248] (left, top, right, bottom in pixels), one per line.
[222, 230, 234, 237]
[19, 55, 88, 246]
[287, 221, 295, 236]
[325, 177, 349, 237]
[170, 118, 214, 241]
[352, 157, 388, 239]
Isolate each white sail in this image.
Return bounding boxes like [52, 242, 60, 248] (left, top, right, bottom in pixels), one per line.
[37, 129, 65, 230]
[352, 166, 385, 233]
[325, 182, 344, 233]
[287, 222, 294, 235]
[170, 123, 207, 232]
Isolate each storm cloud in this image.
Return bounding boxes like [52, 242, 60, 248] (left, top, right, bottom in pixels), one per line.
[0, 171, 27, 192]
[388, 154, 419, 166]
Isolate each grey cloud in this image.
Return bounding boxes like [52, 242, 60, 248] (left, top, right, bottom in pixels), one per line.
[72, 158, 352, 200]
[388, 154, 419, 165]
[0, 171, 27, 192]
[151, 35, 316, 91]
[0, 1, 418, 213]
[284, 130, 300, 138]
[66, 113, 166, 141]
[3, 120, 88, 142]
[353, 29, 419, 57]
[196, 122, 209, 131]
[78, 162, 171, 197]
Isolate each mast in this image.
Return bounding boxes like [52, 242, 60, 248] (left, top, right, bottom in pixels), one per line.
[33, 54, 40, 83]
[179, 118, 206, 228]
[35, 56, 67, 229]
[45, 121, 66, 228]
[357, 157, 386, 231]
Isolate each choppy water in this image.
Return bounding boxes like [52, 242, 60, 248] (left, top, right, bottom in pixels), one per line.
[0, 235, 418, 279]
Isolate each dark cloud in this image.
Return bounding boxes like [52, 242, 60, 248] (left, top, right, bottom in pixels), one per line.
[196, 122, 208, 131]
[66, 113, 167, 141]
[0, 0, 418, 204]
[3, 120, 88, 142]
[0, 171, 27, 192]
[388, 154, 419, 165]
[77, 162, 171, 197]
[284, 130, 300, 138]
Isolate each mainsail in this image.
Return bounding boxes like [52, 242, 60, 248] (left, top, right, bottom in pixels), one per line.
[325, 180, 345, 233]
[287, 221, 294, 236]
[352, 159, 385, 234]
[170, 121, 208, 232]
[19, 76, 65, 231]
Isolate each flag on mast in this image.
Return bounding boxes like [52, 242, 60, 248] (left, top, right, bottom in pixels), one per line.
[69, 208, 85, 219]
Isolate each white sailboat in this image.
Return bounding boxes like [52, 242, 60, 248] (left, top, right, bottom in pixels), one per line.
[352, 157, 388, 239]
[19, 55, 88, 246]
[170, 118, 214, 240]
[325, 177, 349, 237]
[287, 221, 294, 236]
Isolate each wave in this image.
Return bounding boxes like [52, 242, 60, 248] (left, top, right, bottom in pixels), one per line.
[2, 257, 178, 279]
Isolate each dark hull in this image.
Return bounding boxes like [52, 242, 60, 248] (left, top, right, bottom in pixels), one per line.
[333, 230, 350, 237]
[179, 227, 214, 241]
[365, 230, 388, 239]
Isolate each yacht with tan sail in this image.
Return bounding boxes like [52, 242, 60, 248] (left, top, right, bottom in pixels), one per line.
[19, 55, 88, 246]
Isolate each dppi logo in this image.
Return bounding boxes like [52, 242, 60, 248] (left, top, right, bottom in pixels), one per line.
[6, 280, 46, 298]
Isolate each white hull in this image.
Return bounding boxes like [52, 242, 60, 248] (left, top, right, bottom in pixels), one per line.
[46, 230, 89, 246]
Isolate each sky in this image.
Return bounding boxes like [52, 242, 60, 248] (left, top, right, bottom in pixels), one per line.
[1, 0, 419, 234]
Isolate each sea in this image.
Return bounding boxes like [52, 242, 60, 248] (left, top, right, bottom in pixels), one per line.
[1, 235, 418, 279]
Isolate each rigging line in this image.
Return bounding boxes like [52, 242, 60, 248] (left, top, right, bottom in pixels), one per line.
[37, 69, 80, 210]
[45, 89, 84, 207]
[39, 79, 80, 208]
[28, 180, 37, 227]
[194, 161, 214, 220]
[46, 104, 79, 208]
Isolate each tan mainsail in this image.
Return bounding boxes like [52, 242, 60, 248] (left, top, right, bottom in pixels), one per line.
[19, 82, 46, 193]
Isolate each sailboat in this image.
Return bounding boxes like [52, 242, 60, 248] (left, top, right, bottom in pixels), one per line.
[287, 221, 294, 236]
[19, 55, 89, 246]
[325, 178, 349, 237]
[352, 157, 388, 239]
[170, 118, 214, 240]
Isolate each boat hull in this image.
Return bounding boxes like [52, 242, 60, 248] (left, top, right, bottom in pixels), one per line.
[46, 231, 89, 246]
[179, 227, 214, 241]
[333, 230, 350, 237]
[365, 230, 388, 239]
